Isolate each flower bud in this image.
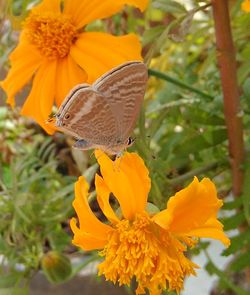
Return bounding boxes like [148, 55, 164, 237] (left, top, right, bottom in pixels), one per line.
[41, 251, 72, 284]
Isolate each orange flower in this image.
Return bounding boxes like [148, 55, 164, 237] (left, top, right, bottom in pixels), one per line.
[0, 0, 148, 133]
[242, 0, 250, 12]
[71, 151, 230, 295]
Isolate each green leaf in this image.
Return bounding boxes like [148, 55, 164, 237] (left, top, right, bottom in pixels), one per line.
[223, 229, 250, 256]
[152, 0, 186, 14]
[230, 251, 250, 272]
[2, 165, 12, 187]
[0, 107, 8, 120]
[243, 77, 250, 98]
[143, 25, 165, 46]
[0, 288, 28, 295]
[223, 198, 242, 210]
[222, 212, 246, 231]
[175, 129, 227, 156]
[242, 156, 250, 223]
[238, 60, 250, 84]
[208, 129, 228, 146]
[48, 225, 71, 252]
[183, 107, 225, 126]
[0, 273, 21, 288]
[168, 9, 195, 42]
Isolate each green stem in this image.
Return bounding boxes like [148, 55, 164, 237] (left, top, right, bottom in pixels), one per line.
[204, 250, 249, 295]
[138, 106, 148, 147]
[146, 97, 200, 115]
[148, 69, 213, 100]
[136, 106, 153, 163]
[168, 160, 228, 186]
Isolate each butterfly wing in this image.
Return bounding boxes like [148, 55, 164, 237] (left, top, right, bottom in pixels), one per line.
[94, 61, 148, 142]
[57, 83, 90, 116]
[56, 87, 119, 146]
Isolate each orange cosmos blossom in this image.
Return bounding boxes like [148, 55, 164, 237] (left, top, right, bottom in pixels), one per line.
[242, 0, 250, 12]
[0, 0, 148, 134]
[70, 150, 230, 295]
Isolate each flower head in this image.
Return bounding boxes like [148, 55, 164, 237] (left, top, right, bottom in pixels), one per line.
[242, 0, 250, 12]
[70, 151, 230, 295]
[1, 0, 148, 133]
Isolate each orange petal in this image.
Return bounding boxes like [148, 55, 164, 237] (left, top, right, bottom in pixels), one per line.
[0, 37, 42, 107]
[20, 60, 57, 134]
[187, 218, 230, 247]
[72, 176, 112, 240]
[55, 55, 87, 107]
[153, 177, 229, 245]
[31, 0, 62, 13]
[70, 218, 108, 250]
[70, 32, 142, 83]
[95, 174, 120, 224]
[64, 0, 148, 29]
[95, 150, 150, 220]
[242, 0, 250, 12]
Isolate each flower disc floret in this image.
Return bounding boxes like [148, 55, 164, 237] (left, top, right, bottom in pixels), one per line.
[98, 212, 198, 294]
[24, 12, 78, 59]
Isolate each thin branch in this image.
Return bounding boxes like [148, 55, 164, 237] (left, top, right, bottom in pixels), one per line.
[211, 0, 245, 197]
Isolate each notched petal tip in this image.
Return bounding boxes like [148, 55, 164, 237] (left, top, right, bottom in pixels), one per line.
[154, 176, 230, 246]
[76, 175, 90, 193]
[70, 217, 108, 250]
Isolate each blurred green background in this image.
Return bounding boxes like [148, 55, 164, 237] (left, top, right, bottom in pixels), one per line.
[0, 0, 250, 294]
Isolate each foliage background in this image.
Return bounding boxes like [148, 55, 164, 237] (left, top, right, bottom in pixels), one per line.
[0, 0, 250, 294]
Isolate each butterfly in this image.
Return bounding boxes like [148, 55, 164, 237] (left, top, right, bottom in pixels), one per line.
[48, 61, 148, 156]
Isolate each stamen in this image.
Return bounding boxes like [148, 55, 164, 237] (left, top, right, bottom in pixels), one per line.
[24, 11, 78, 60]
[98, 213, 198, 294]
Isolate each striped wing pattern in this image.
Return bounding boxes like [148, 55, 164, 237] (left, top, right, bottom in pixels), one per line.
[56, 89, 118, 144]
[94, 62, 148, 142]
[55, 61, 148, 149]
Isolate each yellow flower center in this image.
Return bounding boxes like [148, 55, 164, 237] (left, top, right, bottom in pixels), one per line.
[98, 213, 198, 295]
[24, 12, 78, 60]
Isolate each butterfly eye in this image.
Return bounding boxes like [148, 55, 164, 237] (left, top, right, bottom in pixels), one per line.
[64, 113, 71, 120]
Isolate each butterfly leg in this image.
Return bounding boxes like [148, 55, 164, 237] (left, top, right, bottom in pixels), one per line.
[73, 139, 95, 150]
